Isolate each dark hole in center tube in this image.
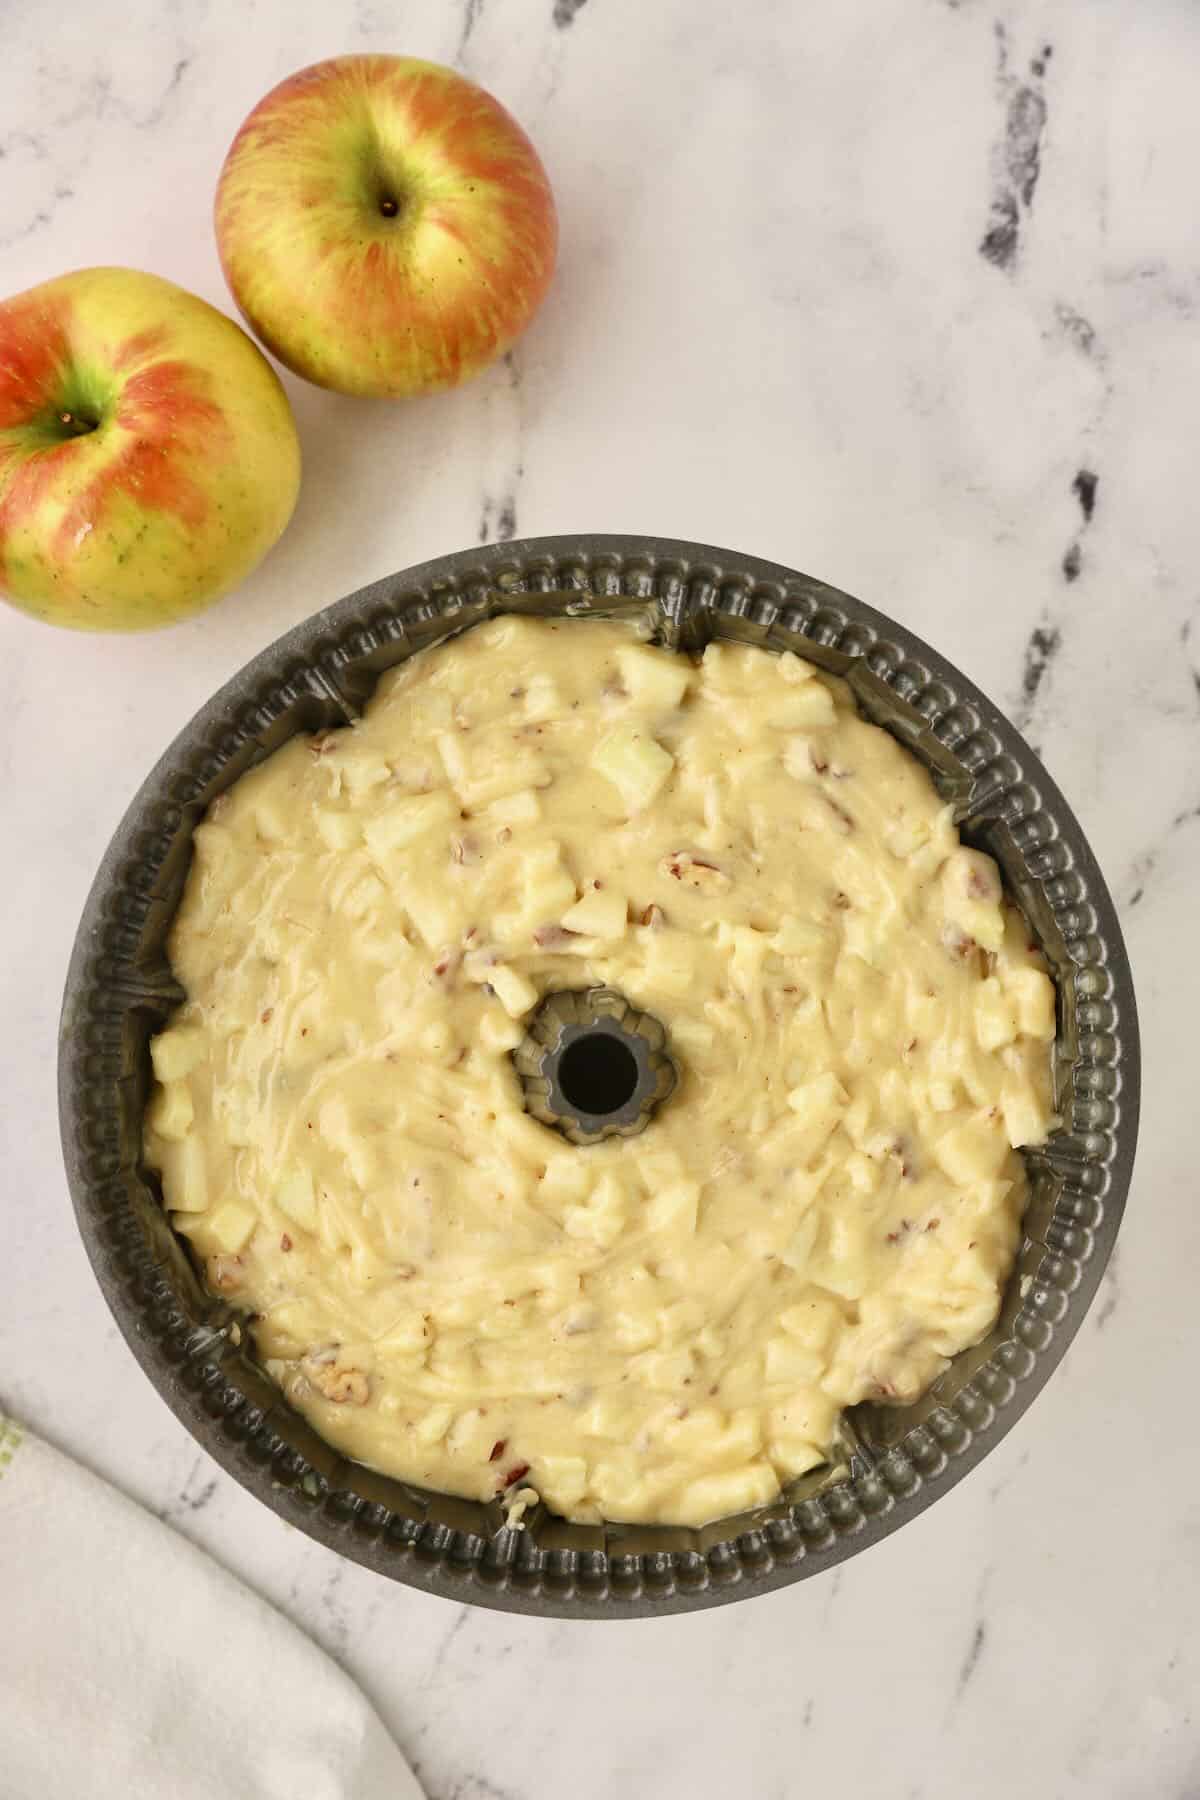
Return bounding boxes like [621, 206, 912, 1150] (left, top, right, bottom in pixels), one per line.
[558, 1032, 639, 1118]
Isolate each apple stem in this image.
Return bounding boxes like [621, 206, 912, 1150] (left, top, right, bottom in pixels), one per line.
[58, 410, 98, 437]
[379, 194, 400, 218]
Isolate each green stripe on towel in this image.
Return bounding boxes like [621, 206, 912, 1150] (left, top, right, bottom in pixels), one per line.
[0, 1415, 24, 1482]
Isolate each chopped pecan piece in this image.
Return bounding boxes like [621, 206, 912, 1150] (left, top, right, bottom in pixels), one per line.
[941, 922, 978, 960]
[533, 924, 581, 949]
[305, 1357, 369, 1405]
[824, 796, 856, 834]
[661, 852, 730, 892]
[963, 854, 1001, 901]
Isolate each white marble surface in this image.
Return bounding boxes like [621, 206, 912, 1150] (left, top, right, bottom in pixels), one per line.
[2, 0, 1198, 1793]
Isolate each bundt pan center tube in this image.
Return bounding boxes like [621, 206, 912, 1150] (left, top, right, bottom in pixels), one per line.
[58, 534, 1139, 1617]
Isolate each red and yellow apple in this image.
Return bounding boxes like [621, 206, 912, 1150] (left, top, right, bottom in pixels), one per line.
[215, 55, 558, 398]
[0, 267, 300, 632]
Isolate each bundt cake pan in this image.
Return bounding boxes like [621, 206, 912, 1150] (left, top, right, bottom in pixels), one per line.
[58, 535, 1139, 1617]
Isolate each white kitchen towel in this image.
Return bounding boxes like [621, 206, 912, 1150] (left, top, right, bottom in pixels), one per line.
[0, 1413, 422, 1800]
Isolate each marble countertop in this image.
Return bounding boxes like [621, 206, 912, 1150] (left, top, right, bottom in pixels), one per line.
[2, 0, 1198, 1794]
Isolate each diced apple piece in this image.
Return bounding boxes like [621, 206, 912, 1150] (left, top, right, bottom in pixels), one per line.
[782, 736, 822, 782]
[815, 1209, 872, 1297]
[434, 731, 470, 787]
[634, 1143, 687, 1190]
[496, 1108, 557, 1166]
[767, 1436, 827, 1480]
[615, 644, 690, 711]
[579, 1393, 628, 1439]
[777, 651, 819, 685]
[412, 1404, 455, 1447]
[613, 1308, 659, 1351]
[253, 785, 301, 840]
[768, 681, 837, 729]
[524, 673, 562, 721]
[478, 1299, 536, 1340]
[765, 1336, 823, 1384]
[563, 1206, 614, 1248]
[316, 1093, 355, 1154]
[1007, 965, 1057, 1040]
[974, 976, 1020, 1051]
[164, 1135, 209, 1213]
[150, 1080, 193, 1142]
[841, 1093, 872, 1145]
[933, 1116, 1009, 1184]
[716, 923, 769, 992]
[315, 809, 363, 851]
[487, 964, 539, 1018]
[420, 1017, 454, 1058]
[521, 841, 577, 920]
[845, 1150, 879, 1195]
[646, 1181, 700, 1236]
[276, 1166, 318, 1233]
[260, 1299, 317, 1354]
[487, 788, 542, 829]
[780, 1211, 820, 1272]
[592, 725, 674, 812]
[659, 1297, 705, 1343]
[639, 930, 698, 996]
[341, 752, 391, 799]
[674, 1463, 779, 1525]
[716, 1351, 764, 1407]
[403, 881, 467, 949]
[590, 1171, 627, 1219]
[479, 1009, 524, 1052]
[785, 1071, 849, 1158]
[712, 1409, 764, 1462]
[463, 761, 551, 808]
[376, 1311, 431, 1357]
[779, 1293, 840, 1353]
[668, 1016, 715, 1057]
[538, 1454, 589, 1511]
[364, 791, 455, 860]
[448, 1408, 497, 1460]
[565, 1175, 626, 1247]
[772, 916, 829, 959]
[539, 1158, 591, 1206]
[342, 873, 388, 920]
[940, 848, 1005, 952]
[429, 1344, 475, 1386]
[561, 887, 627, 938]
[215, 1082, 258, 1150]
[205, 1199, 257, 1254]
[151, 1027, 205, 1083]
[884, 814, 932, 859]
[642, 1348, 695, 1393]
[1001, 1081, 1051, 1148]
[698, 641, 737, 686]
[192, 819, 236, 869]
